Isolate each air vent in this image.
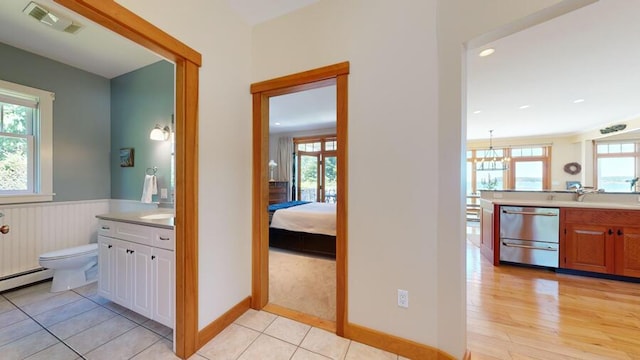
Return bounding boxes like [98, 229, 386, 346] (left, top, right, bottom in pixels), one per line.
[22, 1, 83, 34]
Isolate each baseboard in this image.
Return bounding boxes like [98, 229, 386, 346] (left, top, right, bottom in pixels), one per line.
[196, 296, 251, 349]
[0, 269, 53, 293]
[344, 322, 457, 360]
[263, 303, 336, 333]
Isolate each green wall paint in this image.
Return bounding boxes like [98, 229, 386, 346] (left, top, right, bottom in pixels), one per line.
[110, 61, 174, 202]
[0, 42, 111, 202]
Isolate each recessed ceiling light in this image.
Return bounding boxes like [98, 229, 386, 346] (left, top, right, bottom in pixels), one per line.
[274, 122, 281, 126]
[479, 48, 495, 57]
[473, 110, 482, 114]
[519, 105, 530, 109]
[573, 99, 585, 103]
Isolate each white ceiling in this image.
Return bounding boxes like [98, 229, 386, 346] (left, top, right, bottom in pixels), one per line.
[467, 0, 640, 140]
[0, 0, 162, 79]
[269, 85, 336, 134]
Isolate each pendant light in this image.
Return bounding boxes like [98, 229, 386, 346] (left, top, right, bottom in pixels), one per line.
[475, 130, 509, 171]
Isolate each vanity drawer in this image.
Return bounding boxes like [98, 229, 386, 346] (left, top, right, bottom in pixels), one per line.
[153, 228, 175, 251]
[98, 220, 114, 237]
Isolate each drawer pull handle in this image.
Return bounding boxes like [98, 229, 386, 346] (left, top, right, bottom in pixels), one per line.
[502, 241, 557, 251]
[101, 226, 110, 230]
[159, 236, 171, 241]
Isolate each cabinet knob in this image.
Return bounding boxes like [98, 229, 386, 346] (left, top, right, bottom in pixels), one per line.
[618, 229, 623, 236]
[151, 255, 156, 260]
[608, 229, 613, 235]
[108, 245, 112, 249]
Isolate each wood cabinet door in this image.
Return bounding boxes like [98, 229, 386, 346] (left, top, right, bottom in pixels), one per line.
[564, 224, 614, 274]
[615, 226, 640, 277]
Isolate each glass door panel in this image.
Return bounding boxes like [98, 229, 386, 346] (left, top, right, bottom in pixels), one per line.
[324, 156, 337, 203]
[299, 154, 319, 201]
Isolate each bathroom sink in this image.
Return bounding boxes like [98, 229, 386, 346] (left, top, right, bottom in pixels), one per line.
[139, 213, 174, 220]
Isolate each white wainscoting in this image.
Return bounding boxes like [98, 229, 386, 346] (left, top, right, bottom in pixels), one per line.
[0, 199, 110, 284]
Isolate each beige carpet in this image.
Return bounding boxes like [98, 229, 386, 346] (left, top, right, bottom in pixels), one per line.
[269, 248, 336, 321]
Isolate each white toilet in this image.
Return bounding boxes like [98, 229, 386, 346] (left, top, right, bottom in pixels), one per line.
[39, 243, 99, 292]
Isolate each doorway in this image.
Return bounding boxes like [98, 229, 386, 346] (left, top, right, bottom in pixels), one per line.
[251, 62, 349, 335]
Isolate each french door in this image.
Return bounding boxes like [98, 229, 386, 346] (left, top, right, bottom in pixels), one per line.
[296, 137, 337, 203]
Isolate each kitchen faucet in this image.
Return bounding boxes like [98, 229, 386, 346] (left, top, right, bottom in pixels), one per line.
[575, 187, 603, 202]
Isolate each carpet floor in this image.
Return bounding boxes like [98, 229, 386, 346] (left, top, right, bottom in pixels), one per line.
[269, 248, 336, 321]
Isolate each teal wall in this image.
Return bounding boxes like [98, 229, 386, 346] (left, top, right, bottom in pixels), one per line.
[0, 43, 111, 202]
[110, 61, 174, 202]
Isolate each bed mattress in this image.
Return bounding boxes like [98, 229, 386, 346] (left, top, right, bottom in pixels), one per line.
[270, 202, 336, 236]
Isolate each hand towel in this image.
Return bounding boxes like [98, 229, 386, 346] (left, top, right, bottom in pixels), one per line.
[141, 174, 158, 203]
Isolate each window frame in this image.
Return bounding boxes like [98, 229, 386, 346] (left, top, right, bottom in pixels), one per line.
[0, 79, 54, 204]
[467, 145, 551, 193]
[593, 140, 640, 192]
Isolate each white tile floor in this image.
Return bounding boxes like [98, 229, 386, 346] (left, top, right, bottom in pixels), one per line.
[2, 281, 408, 360]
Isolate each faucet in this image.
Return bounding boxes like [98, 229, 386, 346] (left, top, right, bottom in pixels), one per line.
[575, 187, 603, 202]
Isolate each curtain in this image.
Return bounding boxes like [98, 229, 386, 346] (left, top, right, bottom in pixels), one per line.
[277, 137, 293, 200]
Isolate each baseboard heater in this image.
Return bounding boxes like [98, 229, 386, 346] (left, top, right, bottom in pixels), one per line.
[0, 268, 54, 292]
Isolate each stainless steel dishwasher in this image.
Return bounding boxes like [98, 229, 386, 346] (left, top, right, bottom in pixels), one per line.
[500, 206, 560, 268]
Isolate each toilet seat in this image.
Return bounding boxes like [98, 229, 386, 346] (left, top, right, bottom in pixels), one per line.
[39, 243, 98, 261]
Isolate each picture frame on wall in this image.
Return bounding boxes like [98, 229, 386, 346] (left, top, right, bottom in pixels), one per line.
[120, 147, 134, 167]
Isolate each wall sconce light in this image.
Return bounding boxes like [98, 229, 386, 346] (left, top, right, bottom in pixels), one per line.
[268, 160, 277, 181]
[150, 124, 170, 141]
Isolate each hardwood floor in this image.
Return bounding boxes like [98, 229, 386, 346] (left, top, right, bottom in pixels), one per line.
[466, 222, 640, 360]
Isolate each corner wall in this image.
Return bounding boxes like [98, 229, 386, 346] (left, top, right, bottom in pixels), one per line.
[110, 60, 175, 202]
[114, 0, 253, 331]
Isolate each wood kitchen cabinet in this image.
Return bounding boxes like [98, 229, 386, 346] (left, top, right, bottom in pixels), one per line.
[564, 223, 614, 274]
[614, 225, 640, 278]
[480, 204, 499, 265]
[563, 208, 640, 277]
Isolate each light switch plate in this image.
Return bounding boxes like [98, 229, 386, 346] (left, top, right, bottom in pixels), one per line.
[161, 188, 168, 199]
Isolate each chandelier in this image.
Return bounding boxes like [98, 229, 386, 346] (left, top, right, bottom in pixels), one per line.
[475, 130, 509, 171]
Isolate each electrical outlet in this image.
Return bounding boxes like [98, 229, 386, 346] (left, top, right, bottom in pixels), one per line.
[397, 289, 409, 308]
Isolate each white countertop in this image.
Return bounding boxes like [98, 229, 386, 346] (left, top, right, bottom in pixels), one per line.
[481, 198, 640, 211]
[96, 210, 174, 229]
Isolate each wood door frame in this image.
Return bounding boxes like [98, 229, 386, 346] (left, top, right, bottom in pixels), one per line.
[54, 1, 200, 358]
[251, 62, 349, 335]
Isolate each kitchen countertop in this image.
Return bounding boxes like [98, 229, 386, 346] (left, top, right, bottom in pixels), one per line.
[481, 198, 640, 211]
[96, 209, 174, 229]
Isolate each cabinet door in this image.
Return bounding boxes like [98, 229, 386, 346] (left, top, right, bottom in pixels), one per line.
[97, 236, 115, 299]
[480, 206, 495, 265]
[564, 224, 614, 274]
[615, 226, 640, 277]
[113, 239, 133, 307]
[152, 248, 174, 328]
[131, 243, 153, 318]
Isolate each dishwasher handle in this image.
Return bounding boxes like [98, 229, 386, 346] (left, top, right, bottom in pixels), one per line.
[502, 241, 557, 251]
[502, 209, 558, 216]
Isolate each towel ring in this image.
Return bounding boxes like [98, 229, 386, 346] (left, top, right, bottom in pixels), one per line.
[146, 167, 157, 175]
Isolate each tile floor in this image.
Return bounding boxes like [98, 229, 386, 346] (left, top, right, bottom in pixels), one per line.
[2, 281, 407, 359]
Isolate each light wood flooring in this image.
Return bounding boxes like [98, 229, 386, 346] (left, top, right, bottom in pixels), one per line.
[466, 222, 640, 360]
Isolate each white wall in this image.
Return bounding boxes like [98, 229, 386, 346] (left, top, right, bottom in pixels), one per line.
[114, 0, 253, 330]
[253, 0, 444, 350]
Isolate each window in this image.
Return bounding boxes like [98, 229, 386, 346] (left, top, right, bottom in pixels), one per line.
[466, 145, 551, 194]
[0, 80, 53, 204]
[595, 141, 639, 192]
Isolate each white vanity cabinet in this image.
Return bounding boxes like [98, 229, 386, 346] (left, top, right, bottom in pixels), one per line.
[97, 219, 174, 328]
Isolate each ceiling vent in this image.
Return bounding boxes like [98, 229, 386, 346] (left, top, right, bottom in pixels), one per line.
[22, 1, 83, 34]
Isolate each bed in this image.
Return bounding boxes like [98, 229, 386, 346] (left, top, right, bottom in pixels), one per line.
[268, 201, 336, 258]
